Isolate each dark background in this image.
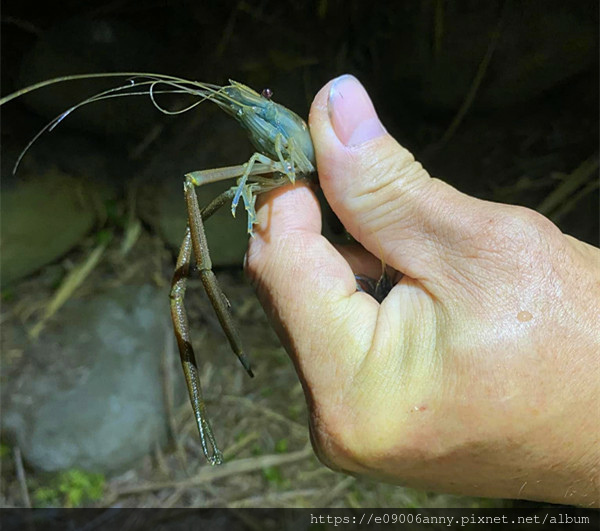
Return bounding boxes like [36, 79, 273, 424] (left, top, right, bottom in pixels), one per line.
[2, 0, 598, 243]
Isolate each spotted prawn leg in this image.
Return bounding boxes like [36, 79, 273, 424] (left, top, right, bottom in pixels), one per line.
[170, 224, 222, 464]
[169, 160, 288, 464]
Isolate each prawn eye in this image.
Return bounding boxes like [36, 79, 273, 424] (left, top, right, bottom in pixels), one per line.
[261, 88, 273, 100]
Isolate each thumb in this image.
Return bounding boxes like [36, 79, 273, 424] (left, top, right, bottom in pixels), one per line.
[309, 75, 475, 284]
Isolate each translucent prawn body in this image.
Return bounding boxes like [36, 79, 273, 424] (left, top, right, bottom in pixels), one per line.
[218, 81, 316, 177]
[1, 73, 317, 184]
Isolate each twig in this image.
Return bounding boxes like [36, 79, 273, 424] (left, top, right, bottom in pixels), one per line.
[30, 237, 109, 339]
[222, 395, 307, 434]
[215, 1, 242, 58]
[13, 446, 31, 508]
[437, 2, 508, 146]
[551, 179, 599, 224]
[153, 441, 170, 478]
[318, 476, 356, 507]
[162, 487, 186, 508]
[537, 155, 599, 217]
[129, 123, 163, 160]
[222, 431, 260, 461]
[107, 445, 313, 502]
[119, 183, 142, 257]
[119, 218, 142, 257]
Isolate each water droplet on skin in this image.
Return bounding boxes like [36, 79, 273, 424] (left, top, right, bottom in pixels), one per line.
[517, 311, 533, 322]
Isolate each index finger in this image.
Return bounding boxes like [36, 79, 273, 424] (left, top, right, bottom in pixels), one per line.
[245, 181, 379, 395]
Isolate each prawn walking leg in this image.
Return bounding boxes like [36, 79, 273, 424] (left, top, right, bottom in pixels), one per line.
[170, 164, 292, 463]
[187, 156, 285, 234]
[1, 73, 317, 464]
[274, 133, 296, 184]
[170, 180, 246, 465]
[170, 226, 222, 464]
[184, 176, 252, 375]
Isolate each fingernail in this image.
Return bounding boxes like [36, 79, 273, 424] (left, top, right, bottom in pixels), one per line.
[328, 74, 386, 146]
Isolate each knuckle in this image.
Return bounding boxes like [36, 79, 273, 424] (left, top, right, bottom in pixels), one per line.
[451, 202, 560, 260]
[482, 206, 560, 256]
[446, 205, 565, 296]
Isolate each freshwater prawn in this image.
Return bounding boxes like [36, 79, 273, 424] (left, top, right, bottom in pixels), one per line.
[1, 73, 316, 465]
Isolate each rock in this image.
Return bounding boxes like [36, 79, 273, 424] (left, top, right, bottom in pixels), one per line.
[1, 284, 173, 473]
[0, 168, 98, 286]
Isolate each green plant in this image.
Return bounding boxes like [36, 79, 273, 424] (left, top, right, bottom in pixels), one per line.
[33, 469, 105, 507]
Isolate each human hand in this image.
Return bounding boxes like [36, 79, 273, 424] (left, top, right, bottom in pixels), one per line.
[245, 75, 600, 506]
